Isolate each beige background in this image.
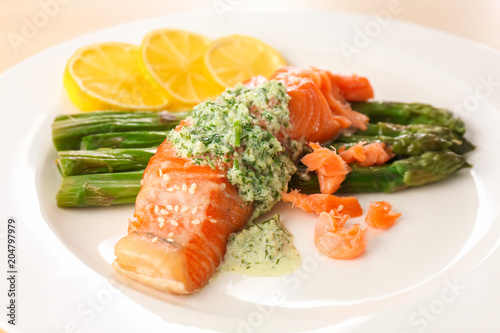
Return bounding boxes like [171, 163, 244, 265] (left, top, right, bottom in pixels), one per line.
[1, 0, 499, 74]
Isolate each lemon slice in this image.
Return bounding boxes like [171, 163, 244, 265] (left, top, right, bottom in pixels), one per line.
[64, 42, 169, 111]
[204, 35, 286, 88]
[139, 29, 224, 109]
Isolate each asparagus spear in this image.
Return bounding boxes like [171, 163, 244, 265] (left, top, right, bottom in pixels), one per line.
[57, 148, 156, 176]
[351, 101, 466, 134]
[289, 150, 470, 194]
[52, 110, 189, 151]
[56, 171, 143, 207]
[56, 151, 470, 207]
[332, 133, 452, 156]
[356, 122, 475, 154]
[81, 131, 168, 150]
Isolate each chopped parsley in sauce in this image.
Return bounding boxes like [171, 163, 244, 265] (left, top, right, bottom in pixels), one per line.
[169, 80, 300, 219]
[219, 214, 301, 276]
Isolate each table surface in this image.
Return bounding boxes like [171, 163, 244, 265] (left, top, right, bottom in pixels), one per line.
[1, 0, 499, 74]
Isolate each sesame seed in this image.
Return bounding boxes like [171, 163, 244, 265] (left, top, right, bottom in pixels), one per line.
[159, 222, 165, 228]
[157, 217, 165, 223]
[163, 174, 170, 181]
[181, 206, 189, 213]
[174, 205, 179, 212]
[154, 205, 159, 213]
[167, 187, 174, 192]
[191, 183, 197, 190]
[140, 179, 144, 186]
[189, 188, 195, 194]
[167, 205, 174, 211]
[170, 219, 178, 226]
[146, 203, 153, 210]
[182, 184, 188, 192]
[167, 238, 174, 242]
[192, 207, 198, 214]
[191, 219, 200, 225]
[210, 219, 217, 223]
[160, 209, 169, 215]
[168, 232, 174, 237]
[337, 205, 344, 212]
[152, 237, 158, 243]
[174, 185, 180, 190]
[219, 183, 226, 191]
[158, 169, 163, 177]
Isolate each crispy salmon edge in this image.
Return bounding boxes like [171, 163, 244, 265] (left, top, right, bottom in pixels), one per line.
[112, 261, 190, 295]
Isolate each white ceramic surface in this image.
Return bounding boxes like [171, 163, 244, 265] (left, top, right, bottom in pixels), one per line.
[1, 8, 500, 333]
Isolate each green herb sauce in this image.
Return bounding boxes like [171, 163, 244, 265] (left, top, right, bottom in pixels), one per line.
[219, 214, 301, 276]
[169, 81, 300, 219]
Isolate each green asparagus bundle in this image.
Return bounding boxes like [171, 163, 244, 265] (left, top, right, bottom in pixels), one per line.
[52, 101, 474, 208]
[57, 148, 156, 176]
[52, 110, 188, 151]
[351, 101, 466, 134]
[289, 151, 470, 194]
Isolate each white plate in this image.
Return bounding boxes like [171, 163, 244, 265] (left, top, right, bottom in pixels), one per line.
[1, 7, 500, 333]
